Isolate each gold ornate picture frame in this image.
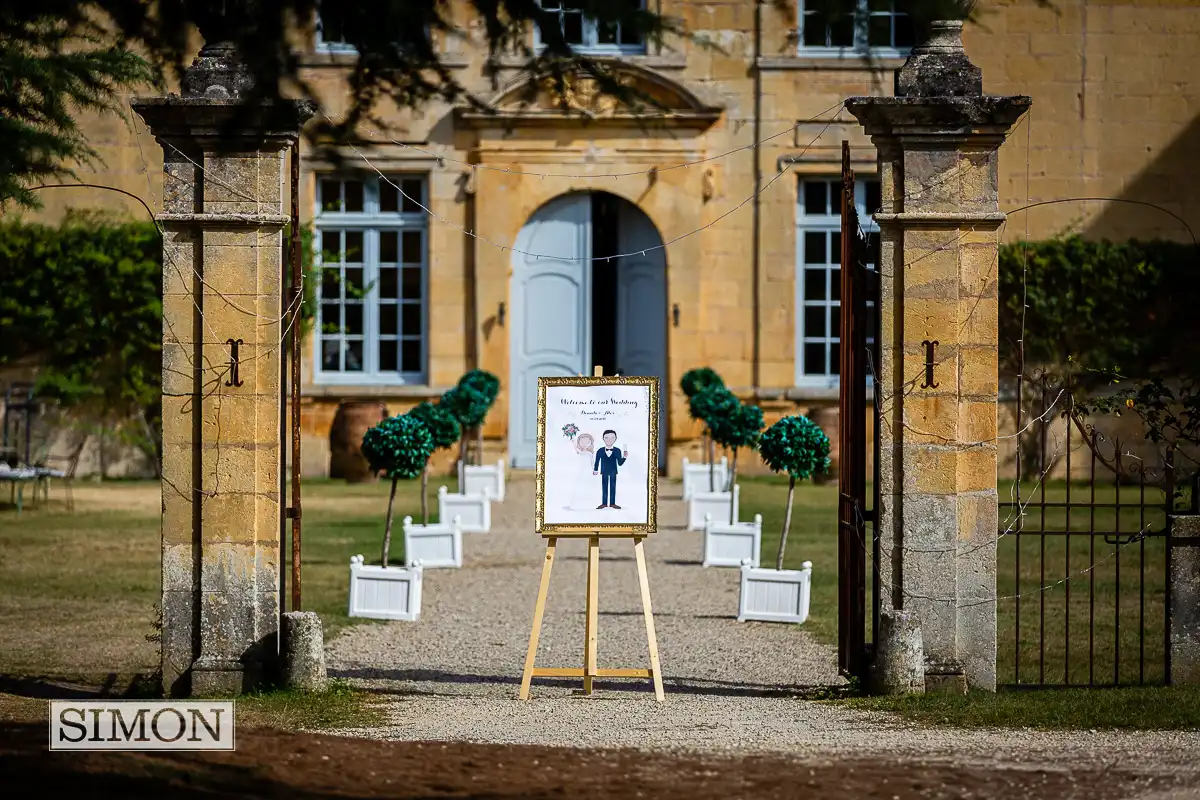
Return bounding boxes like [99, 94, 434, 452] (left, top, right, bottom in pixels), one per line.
[534, 375, 659, 536]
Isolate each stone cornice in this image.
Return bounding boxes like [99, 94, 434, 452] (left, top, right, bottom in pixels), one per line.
[454, 108, 721, 131]
[844, 95, 1031, 137]
[873, 211, 1007, 230]
[156, 213, 291, 229]
[131, 97, 316, 146]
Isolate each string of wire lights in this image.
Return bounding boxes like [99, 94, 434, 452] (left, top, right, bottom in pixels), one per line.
[322, 107, 833, 180]
[347, 102, 847, 264]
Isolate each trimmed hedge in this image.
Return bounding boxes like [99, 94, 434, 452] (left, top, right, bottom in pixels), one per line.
[0, 213, 162, 410]
[998, 236, 1199, 380]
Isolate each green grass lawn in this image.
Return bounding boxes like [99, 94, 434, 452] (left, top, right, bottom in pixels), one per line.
[847, 685, 1200, 730]
[2, 470, 1189, 731]
[0, 476, 433, 683]
[738, 476, 842, 645]
[739, 475, 1174, 691]
[996, 480, 1170, 687]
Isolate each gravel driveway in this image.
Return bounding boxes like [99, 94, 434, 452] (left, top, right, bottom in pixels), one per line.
[326, 474, 1200, 786]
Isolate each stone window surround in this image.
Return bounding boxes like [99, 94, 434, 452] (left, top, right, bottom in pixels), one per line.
[312, 173, 430, 387]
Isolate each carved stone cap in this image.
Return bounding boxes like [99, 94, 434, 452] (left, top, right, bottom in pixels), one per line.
[181, 41, 256, 100]
[845, 95, 1031, 137]
[895, 20, 982, 98]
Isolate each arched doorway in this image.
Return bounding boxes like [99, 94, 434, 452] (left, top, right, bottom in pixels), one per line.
[508, 191, 668, 470]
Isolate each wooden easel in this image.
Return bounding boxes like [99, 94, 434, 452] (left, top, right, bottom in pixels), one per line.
[518, 366, 665, 702]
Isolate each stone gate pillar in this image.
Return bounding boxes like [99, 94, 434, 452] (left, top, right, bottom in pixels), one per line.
[846, 21, 1029, 691]
[133, 43, 313, 696]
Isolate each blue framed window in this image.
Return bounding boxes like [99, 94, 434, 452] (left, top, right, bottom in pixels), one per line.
[534, 0, 647, 55]
[314, 175, 429, 385]
[799, 0, 914, 58]
[795, 176, 881, 387]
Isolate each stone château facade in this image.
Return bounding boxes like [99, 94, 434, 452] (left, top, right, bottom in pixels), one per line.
[21, 0, 1200, 477]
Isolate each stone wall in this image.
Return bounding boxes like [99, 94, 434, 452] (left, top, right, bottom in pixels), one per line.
[17, 0, 1200, 477]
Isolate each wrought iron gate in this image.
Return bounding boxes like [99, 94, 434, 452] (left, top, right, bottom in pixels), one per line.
[998, 370, 1181, 687]
[837, 141, 881, 680]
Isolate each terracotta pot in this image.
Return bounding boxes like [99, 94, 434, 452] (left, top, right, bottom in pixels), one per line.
[329, 401, 389, 483]
[806, 406, 840, 485]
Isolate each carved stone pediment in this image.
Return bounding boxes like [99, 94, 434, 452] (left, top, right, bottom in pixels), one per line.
[455, 61, 722, 130]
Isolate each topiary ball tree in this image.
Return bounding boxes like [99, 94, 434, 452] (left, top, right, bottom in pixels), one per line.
[361, 415, 435, 567]
[456, 370, 501, 465]
[689, 385, 739, 491]
[681, 367, 725, 468]
[406, 401, 462, 525]
[758, 415, 831, 570]
[459, 369, 500, 401]
[708, 401, 765, 521]
[441, 384, 491, 471]
[680, 367, 724, 398]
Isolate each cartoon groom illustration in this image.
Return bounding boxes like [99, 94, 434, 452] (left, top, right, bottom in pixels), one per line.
[592, 429, 628, 509]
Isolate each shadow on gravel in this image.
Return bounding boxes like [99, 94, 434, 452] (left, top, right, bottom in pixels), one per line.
[0, 674, 158, 700]
[330, 668, 850, 699]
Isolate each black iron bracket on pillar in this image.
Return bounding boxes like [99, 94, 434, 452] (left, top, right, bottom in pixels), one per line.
[225, 338, 244, 387]
[921, 339, 939, 389]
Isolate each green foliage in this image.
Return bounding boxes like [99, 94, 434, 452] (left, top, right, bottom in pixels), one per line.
[360, 414, 434, 480]
[440, 385, 491, 430]
[680, 367, 725, 400]
[759, 415, 831, 481]
[0, 213, 161, 416]
[688, 385, 739, 427]
[406, 401, 461, 452]
[709, 402, 765, 452]
[458, 369, 501, 404]
[998, 236, 1200, 381]
[0, 7, 156, 209]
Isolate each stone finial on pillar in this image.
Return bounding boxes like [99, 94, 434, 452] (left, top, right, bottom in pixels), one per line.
[845, 20, 1029, 692]
[132, 42, 314, 697]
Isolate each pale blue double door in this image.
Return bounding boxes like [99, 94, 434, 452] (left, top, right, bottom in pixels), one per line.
[508, 192, 668, 470]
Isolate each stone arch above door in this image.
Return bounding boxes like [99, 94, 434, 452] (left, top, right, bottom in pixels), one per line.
[455, 62, 723, 130]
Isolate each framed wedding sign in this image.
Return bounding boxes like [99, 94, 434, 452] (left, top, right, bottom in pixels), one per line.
[534, 375, 659, 535]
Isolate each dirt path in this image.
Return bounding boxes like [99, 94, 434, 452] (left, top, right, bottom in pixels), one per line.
[5, 722, 1199, 800]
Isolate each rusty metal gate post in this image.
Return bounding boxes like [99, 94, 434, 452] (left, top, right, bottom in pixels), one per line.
[837, 141, 877, 681]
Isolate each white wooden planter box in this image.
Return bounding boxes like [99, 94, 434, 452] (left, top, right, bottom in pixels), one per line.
[702, 513, 762, 568]
[681, 456, 728, 500]
[438, 485, 491, 533]
[737, 561, 813, 624]
[348, 555, 423, 621]
[687, 483, 739, 531]
[458, 459, 506, 502]
[403, 515, 463, 569]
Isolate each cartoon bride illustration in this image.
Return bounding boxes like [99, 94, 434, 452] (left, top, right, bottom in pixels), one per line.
[565, 432, 597, 511]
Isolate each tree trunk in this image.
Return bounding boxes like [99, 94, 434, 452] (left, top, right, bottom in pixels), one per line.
[457, 436, 467, 492]
[138, 407, 163, 480]
[729, 448, 739, 523]
[776, 474, 796, 571]
[708, 430, 716, 492]
[381, 475, 399, 568]
[420, 465, 429, 525]
[476, 425, 484, 466]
